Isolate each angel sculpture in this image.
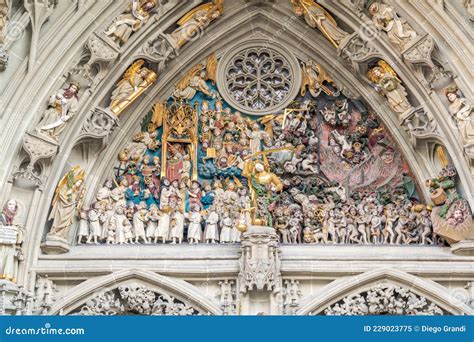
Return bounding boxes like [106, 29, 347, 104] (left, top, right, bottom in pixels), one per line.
[368, 1, 417, 52]
[300, 59, 339, 97]
[105, 0, 156, 46]
[109, 59, 157, 116]
[367, 60, 412, 116]
[46, 166, 86, 241]
[291, 0, 349, 48]
[172, 54, 218, 100]
[168, 0, 224, 49]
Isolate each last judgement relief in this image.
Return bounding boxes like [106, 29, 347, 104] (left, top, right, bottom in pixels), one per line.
[0, 0, 473, 318]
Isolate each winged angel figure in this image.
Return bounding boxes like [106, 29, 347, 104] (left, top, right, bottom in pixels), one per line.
[291, 0, 349, 48]
[300, 59, 340, 97]
[367, 60, 412, 116]
[105, 0, 157, 46]
[47, 166, 86, 240]
[109, 59, 157, 116]
[172, 53, 218, 100]
[168, 0, 224, 48]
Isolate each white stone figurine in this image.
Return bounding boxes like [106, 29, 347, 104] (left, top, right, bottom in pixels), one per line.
[204, 207, 220, 244]
[36, 83, 80, 141]
[187, 205, 203, 244]
[47, 167, 85, 241]
[169, 210, 184, 244]
[86, 203, 102, 244]
[146, 204, 159, 243]
[113, 206, 133, 244]
[132, 202, 149, 244]
[219, 211, 232, 243]
[445, 85, 474, 147]
[105, 0, 156, 46]
[154, 207, 171, 243]
[77, 206, 89, 245]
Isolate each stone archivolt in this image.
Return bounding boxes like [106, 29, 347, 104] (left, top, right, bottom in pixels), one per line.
[0, 0, 473, 317]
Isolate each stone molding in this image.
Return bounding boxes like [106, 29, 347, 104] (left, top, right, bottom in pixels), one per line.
[296, 268, 473, 316]
[49, 269, 223, 316]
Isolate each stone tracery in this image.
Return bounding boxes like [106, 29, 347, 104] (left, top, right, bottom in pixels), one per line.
[318, 283, 446, 316]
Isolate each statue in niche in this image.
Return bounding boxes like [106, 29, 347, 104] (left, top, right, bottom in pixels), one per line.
[367, 60, 412, 116]
[46, 166, 85, 241]
[368, 1, 418, 51]
[35, 82, 80, 141]
[105, 0, 156, 46]
[168, 0, 224, 49]
[444, 85, 474, 147]
[0, 199, 24, 283]
[109, 60, 157, 116]
[291, 0, 349, 48]
[172, 55, 218, 100]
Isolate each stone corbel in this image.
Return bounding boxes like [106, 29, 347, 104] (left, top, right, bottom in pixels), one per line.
[68, 32, 120, 90]
[337, 32, 380, 74]
[137, 32, 178, 72]
[24, 0, 56, 72]
[402, 34, 435, 69]
[76, 107, 119, 144]
[399, 106, 441, 148]
[12, 132, 59, 186]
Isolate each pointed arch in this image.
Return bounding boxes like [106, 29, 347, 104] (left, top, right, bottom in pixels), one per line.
[49, 269, 223, 315]
[296, 268, 473, 316]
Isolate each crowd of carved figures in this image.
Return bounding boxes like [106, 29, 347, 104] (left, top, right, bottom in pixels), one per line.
[0, 0, 468, 252]
[59, 47, 469, 247]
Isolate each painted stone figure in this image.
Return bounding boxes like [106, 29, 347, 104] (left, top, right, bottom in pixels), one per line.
[36, 83, 80, 141]
[291, 0, 349, 48]
[47, 167, 85, 241]
[105, 0, 156, 46]
[367, 60, 412, 116]
[0, 199, 24, 283]
[204, 206, 219, 244]
[155, 206, 171, 243]
[445, 85, 474, 147]
[168, 0, 224, 49]
[187, 205, 202, 244]
[109, 60, 157, 116]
